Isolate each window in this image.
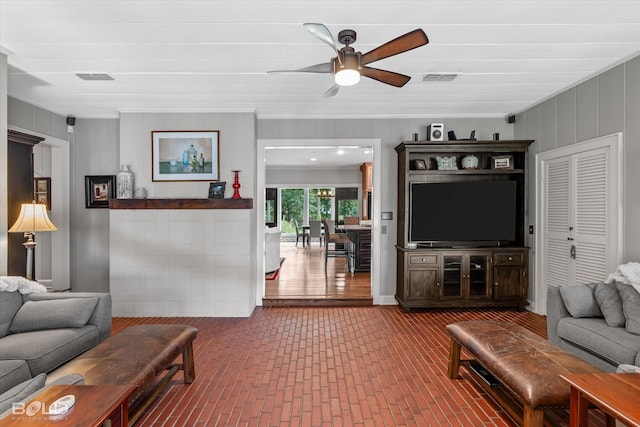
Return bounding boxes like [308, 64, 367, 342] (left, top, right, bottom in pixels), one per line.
[335, 187, 359, 224]
[265, 188, 277, 228]
[310, 188, 333, 220]
[280, 188, 304, 233]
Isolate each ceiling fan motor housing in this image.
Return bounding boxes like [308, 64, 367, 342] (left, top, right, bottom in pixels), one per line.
[332, 50, 361, 74]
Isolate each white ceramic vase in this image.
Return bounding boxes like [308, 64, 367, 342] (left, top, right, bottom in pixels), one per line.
[116, 165, 134, 199]
[461, 154, 479, 170]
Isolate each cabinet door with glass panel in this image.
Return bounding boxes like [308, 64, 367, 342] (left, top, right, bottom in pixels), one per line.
[441, 252, 492, 301]
[466, 252, 492, 300]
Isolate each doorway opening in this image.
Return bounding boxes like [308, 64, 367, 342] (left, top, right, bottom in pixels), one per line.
[255, 138, 382, 306]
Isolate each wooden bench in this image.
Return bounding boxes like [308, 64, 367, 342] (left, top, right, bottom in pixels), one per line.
[47, 324, 197, 425]
[446, 321, 602, 427]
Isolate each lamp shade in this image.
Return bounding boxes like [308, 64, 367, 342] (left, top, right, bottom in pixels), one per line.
[8, 203, 57, 233]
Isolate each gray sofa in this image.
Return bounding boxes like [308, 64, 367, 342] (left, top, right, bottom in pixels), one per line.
[0, 289, 111, 397]
[547, 283, 640, 372]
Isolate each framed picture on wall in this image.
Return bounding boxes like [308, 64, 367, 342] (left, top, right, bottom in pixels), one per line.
[85, 175, 116, 208]
[151, 130, 220, 182]
[33, 177, 51, 210]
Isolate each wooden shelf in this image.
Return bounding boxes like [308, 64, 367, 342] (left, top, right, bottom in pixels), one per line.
[109, 198, 253, 210]
[408, 169, 525, 175]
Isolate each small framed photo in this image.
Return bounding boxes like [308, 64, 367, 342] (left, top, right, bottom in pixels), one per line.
[411, 159, 427, 170]
[208, 181, 226, 199]
[85, 175, 116, 208]
[33, 177, 51, 210]
[491, 155, 514, 170]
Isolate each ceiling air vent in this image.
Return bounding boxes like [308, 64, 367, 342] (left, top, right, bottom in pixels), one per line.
[75, 73, 114, 81]
[422, 73, 458, 82]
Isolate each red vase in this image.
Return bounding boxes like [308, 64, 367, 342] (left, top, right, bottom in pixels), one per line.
[231, 170, 241, 199]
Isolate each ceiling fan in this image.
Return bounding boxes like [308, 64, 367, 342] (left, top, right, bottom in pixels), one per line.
[269, 23, 429, 98]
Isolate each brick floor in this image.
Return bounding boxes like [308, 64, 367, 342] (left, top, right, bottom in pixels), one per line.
[111, 306, 596, 426]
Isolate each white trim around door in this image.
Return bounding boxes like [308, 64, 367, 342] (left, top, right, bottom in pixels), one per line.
[255, 138, 382, 305]
[534, 133, 624, 315]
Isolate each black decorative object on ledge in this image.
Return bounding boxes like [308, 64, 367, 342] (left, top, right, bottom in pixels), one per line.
[85, 175, 116, 208]
[208, 182, 226, 199]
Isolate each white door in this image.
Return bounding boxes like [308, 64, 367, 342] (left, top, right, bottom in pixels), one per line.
[535, 133, 623, 314]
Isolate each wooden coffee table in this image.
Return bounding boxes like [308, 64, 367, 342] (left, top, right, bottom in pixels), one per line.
[0, 384, 136, 427]
[561, 372, 640, 427]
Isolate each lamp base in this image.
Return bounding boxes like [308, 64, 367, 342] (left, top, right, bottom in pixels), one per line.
[23, 232, 37, 281]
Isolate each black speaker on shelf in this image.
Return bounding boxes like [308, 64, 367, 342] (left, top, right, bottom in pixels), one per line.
[427, 123, 444, 141]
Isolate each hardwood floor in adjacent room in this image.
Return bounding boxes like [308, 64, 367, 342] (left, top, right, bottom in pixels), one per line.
[263, 241, 372, 307]
[111, 308, 609, 427]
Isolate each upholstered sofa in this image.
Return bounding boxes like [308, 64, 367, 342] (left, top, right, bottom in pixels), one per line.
[0, 277, 111, 402]
[547, 282, 640, 372]
[265, 227, 281, 273]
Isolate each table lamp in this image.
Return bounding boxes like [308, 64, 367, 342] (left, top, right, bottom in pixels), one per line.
[8, 202, 57, 280]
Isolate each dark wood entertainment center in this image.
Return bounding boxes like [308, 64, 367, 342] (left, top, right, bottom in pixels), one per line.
[395, 139, 534, 310]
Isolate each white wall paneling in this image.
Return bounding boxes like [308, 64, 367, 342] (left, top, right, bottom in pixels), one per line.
[0, 52, 8, 274]
[520, 53, 639, 271]
[111, 112, 257, 317]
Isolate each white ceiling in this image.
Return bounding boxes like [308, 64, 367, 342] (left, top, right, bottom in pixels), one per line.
[265, 145, 373, 169]
[2, 1, 640, 120]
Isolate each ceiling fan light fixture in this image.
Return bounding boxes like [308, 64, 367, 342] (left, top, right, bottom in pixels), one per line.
[335, 69, 360, 86]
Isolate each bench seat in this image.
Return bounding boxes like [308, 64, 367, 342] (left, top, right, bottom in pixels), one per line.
[446, 321, 602, 426]
[47, 324, 197, 425]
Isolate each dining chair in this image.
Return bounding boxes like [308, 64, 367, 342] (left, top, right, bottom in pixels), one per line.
[344, 216, 360, 225]
[293, 219, 309, 247]
[308, 220, 323, 246]
[321, 219, 350, 272]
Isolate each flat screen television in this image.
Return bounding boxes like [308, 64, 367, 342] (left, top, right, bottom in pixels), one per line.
[409, 181, 517, 245]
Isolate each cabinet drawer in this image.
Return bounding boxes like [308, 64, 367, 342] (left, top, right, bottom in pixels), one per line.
[359, 240, 371, 251]
[409, 254, 438, 265]
[494, 253, 525, 265]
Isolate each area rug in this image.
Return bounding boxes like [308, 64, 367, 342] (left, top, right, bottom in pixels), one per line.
[265, 258, 285, 280]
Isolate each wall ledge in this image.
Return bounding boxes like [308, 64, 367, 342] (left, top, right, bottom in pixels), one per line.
[109, 198, 253, 209]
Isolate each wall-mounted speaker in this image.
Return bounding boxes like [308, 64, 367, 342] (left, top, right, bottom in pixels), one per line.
[66, 115, 76, 126]
[506, 114, 515, 124]
[427, 123, 444, 141]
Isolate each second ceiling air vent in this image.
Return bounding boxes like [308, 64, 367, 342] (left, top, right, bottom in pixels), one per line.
[75, 73, 114, 81]
[422, 74, 458, 82]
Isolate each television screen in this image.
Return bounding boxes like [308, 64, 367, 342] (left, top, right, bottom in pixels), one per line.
[410, 181, 517, 243]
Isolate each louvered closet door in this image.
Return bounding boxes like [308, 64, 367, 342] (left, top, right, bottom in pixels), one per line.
[544, 157, 572, 288]
[537, 133, 621, 314]
[572, 148, 610, 284]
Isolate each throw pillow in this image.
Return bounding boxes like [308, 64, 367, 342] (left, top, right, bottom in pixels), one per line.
[559, 283, 602, 318]
[10, 297, 99, 333]
[594, 282, 626, 327]
[616, 364, 640, 373]
[0, 373, 46, 414]
[616, 282, 640, 335]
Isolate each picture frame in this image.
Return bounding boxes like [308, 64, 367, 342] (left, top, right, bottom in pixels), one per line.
[85, 175, 116, 208]
[152, 130, 220, 182]
[33, 177, 51, 210]
[491, 155, 514, 170]
[411, 159, 427, 170]
[208, 181, 226, 199]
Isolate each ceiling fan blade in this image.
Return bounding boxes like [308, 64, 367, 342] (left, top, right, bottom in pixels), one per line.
[360, 66, 411, 87]
[267, 62, 332, 74]
[303, 23, 338, 53]
[322, 84, 340, 98]
[361, 29, 429, 66]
